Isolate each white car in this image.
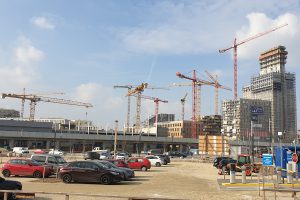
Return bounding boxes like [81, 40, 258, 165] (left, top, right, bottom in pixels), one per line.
[115, 152, 129, 160]
[48, 149, 64, 156]
[100, 152, 112, 160]
[145, 155, 163, 167]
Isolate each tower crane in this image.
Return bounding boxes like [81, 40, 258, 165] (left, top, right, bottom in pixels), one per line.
[132, 94, 168, 129]
[176, 70, 214, 139]
[126, 83, 148, 133]
[2, 93, 93, 121]
[19, 88, 65, 119]
[219, 23, 288, 100]
[126, 83, 168, 134]
[205, 70, 231, 115]
[180, 93, 188, 121]
[113, 85, 134, 131]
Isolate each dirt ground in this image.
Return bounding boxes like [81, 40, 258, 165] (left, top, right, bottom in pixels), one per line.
[0, 156, 295, 200]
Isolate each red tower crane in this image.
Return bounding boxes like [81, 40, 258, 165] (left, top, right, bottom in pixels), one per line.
[176, 70, 214, 139]
[205, 70, 231, 115]
[219, 23, 288, 100]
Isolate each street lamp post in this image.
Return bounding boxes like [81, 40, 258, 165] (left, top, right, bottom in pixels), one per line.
[113, 120, 118, 159]
[278, 131, 283, 168]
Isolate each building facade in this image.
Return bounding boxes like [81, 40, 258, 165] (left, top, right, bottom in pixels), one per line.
[222, 98, 271, 142]
[243, 46, 297, 142]
[157, 120, 202, 138]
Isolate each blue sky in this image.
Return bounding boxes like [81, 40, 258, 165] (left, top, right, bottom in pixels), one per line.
[0, 0, 299, 130]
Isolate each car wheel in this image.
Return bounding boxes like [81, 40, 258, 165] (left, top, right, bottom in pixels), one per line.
[2, 169, 11, 177]
[141, 166, 147, 171]
[100, 175, 111, 185]
[33, 171, 42, 178]
[163, 161, 167, 165]
[155, 162, 161, 167]
[8, 188, 19, 200]
[62, 174, 72, 183]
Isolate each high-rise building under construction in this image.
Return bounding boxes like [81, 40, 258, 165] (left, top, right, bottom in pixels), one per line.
[243, 46, 297, 142]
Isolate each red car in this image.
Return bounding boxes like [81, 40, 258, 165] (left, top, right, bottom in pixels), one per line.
[33, 149, 46, 154]
[127, 157, 151, 171]
[107, 159, 129, 168]
[1, 158, 53, 178]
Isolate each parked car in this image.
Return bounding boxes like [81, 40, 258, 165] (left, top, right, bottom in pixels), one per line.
[58, 160, 123, 184]
[1, 158, 53, 178]
[0, 176, 22, 200]
[12, 147, 29, 156]
[83, 151, 100, 160]
[33, 149, 46, 154]
[115, 152, 129, 160]
[107, 159, 129, 168]
[48, 149, 64, 156]
[213, 156, 229, 168]
[96, 160, 135, 180]
[167, 151, 187, 158]
[145, 155, 163, 167]
[155, 154, 170, 165]
[100, 152, 112, 160]
[31, 154, 67, 173]
[127, 157, 151, 171]
[217, 158, 237, 170]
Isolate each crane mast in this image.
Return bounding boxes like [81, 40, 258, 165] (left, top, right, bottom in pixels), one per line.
[180, 93, 188, 121]
[126, 83, 148, 133]
[205, 70, 231, 115]
[219, 23, 288, 100]
[132, 94, 168, 131]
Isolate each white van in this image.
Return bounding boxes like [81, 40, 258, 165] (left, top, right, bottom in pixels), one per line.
[12, 147, 29, 156]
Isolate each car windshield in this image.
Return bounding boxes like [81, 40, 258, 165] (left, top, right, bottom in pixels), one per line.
[56, 157, 67, 164]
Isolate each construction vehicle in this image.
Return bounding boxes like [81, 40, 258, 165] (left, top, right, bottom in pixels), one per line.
[218, 154, 261, 176]
[235, 154, 261, 176]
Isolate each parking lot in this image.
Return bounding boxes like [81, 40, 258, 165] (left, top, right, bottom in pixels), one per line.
[0, 155, 266, 200]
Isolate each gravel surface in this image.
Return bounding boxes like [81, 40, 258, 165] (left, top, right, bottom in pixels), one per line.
[0, 156, 296, 200]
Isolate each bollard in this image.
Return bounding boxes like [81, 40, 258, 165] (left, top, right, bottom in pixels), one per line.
[287, 162, 293, 184]
[229, 163, 236, 184]
[276, 166, 282, 184]
[241, 165, 246, 184]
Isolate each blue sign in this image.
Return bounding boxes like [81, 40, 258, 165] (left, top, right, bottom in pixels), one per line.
[251, 106, 264, 114]
[262, 154, 273, 166]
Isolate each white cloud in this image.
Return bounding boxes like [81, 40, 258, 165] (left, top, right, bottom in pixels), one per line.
[0, 36, 44, 90]
[236, 12, 300, 68]
[15, 38, 45, 64]
[31, 16, 55, 30]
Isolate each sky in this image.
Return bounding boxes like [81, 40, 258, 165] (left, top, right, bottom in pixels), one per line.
[0, 0, 299, 130]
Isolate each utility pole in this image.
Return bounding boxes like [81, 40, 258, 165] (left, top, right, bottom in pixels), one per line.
[114, 120, 118, 159]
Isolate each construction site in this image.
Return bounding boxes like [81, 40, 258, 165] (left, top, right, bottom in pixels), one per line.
[0, 17, 295, 159]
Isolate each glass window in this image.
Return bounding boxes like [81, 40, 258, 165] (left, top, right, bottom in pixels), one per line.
[68, 162, 80, 168]
[48, 157, 57, 164]
[9, 159, 19, 164]
[32, 156, 46, 163]
[20, 160, 28, 165]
